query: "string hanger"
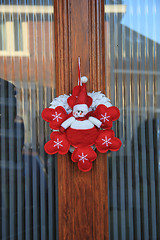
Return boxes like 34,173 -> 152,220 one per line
78,56 -> 82,86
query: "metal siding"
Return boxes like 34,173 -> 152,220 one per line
105,1 -> 159,239
0,2 -> 57,240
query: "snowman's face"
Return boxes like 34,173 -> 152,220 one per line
73,109 -> 86,118
73,105 -> 89,118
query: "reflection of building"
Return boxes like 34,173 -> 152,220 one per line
105,1 -> 160,239
0,78 -> 51,240
0,1 -> 55,148
0,1 -> 55,86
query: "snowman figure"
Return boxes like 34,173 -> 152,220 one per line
59,77 -> 105,148
42,76 -> 121,172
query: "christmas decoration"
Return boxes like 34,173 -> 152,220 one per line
42,57 -> 121,172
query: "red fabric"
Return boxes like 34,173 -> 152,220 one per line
93,105 -> 120,129
66,127 -> 99,147
100,123 -> 107,128
42,96 -> 122,172
41,108 -> 55,122
41,106 -> 67,130
71,116 -> 87,121
59,126 -> 65,133
44,132 -> 70,155
71,146 -> 97,172
67,84 -> 92,108
72,85 -> 81,96
75,84 -> 90,106
95,129 -> 122,153
78,57 -> 81,85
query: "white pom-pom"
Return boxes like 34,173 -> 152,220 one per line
81,76 -> 88,83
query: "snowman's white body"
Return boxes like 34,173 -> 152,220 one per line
71,119 -> 94,129
61,115 -> 102,130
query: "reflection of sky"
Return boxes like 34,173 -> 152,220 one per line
121,0 -> 160,44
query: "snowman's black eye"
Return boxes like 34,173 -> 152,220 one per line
78,110 -> 80,113
81,111 -> 83,113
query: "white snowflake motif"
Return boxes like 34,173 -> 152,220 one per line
53,138 -> 63,149
100,113 -> 110,122
102,136 -> 112,147
78,153 -> 88,163
52,112 -> 62,122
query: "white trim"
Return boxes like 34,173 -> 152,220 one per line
0,5 -> 54,14
0,51 -> 30,56
22,22 -> 29,53
0,21 -> 30,56
105,4 -> 126,13
6,21 -> 15,51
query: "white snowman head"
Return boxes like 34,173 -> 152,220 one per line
73,104 -> 89,118
69,76 -> 92,118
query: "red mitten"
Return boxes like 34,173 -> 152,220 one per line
94,105 -> 120,129
44,132 -> 70,155
95,129 -> 122,153
71,146 -> 97,172
42,106 -> 68,130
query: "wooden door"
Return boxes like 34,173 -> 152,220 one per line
54,0 -> 109,239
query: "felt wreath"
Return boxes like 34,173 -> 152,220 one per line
42,58 -> 121,172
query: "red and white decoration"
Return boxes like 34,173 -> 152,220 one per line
42,57 -> 122,172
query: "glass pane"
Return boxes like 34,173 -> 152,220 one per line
105,1 -> 160,240
0,1 -> 57,240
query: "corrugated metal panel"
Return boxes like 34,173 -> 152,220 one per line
105,1 -> 160,239
0,1 -> 57,240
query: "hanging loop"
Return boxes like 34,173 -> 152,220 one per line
78,56 -> 82,86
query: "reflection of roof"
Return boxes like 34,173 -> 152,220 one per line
2,0 -> 53,5
121,0 -> 160,44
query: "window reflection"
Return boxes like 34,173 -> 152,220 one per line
0,1 -> 56,239
105,0 -> 160,239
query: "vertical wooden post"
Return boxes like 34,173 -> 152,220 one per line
54,0 -> 109,239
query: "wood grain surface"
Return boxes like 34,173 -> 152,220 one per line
54,0 -> 109,239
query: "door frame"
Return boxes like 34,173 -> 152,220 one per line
54,0 -> 109,239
